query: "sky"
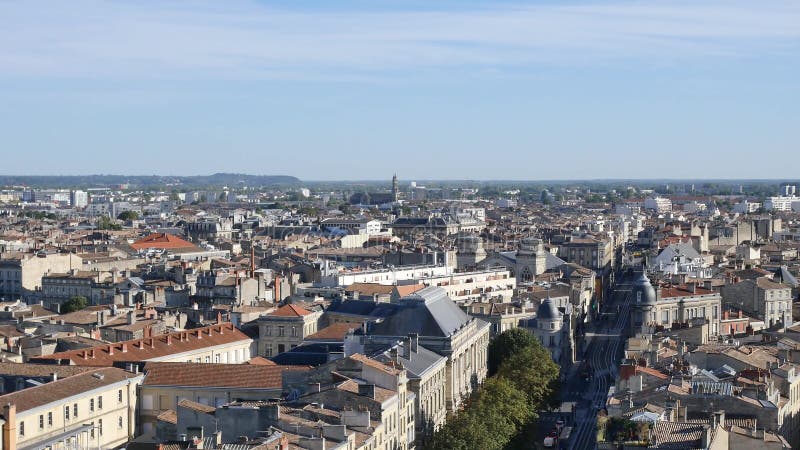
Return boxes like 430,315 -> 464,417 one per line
0,0 -> 798,181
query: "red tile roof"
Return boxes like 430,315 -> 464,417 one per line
395,284 -> 426,298
660,284 -> 716,298
32,323 -> 251,366
143,362 -> 306,389
305,323 -> 356,341
246,356 -> 277,366
0,367 -> 138,414
130,233 -> 196,250
269,304 -> 313,317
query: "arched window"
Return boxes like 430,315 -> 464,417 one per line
520,267 -> 533,283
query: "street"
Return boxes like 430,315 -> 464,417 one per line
566,274 -> 633,450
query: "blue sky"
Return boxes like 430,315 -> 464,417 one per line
1,0 -> 798,180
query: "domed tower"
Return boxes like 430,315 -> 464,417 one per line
535,297 -> 563,362
517,237 -> 547,283
456,233 -> 487,271
630,272 -> 657,335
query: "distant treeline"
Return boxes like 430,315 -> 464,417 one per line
0,173 -> 301,189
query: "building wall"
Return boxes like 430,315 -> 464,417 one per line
11,375 -> 141,450
437,319 -> 490,411
138,385 -> 283,436
652,292 -> 722,338
722,281 -> 793,328
258,311 -> 322,357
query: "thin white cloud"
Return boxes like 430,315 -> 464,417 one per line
0,0 -> 798,79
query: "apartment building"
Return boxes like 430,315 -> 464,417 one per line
32,322 -> 253,366
0,367 -> 142,450
653,284 -> 722,339
0,252 -> 83,300
722,277 -> 794,329
138,362 -> 306,436
257,304 -> 322,357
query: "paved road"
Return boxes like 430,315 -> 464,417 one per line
568,277 -> 633,450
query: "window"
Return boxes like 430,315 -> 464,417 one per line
264,326 -> 271,336
214,354 -> 220,363
73,403 -> 78,418
39,414 -> 44,429
19,421 -> 24,436
278,326 -> 285,336
118,389 -> 123,403
118,416 -> 124,429
291,327 -> 297,337
98,418 -> 103,436
65,405 -> 70,421
47,412 -> 52,426
90,398 -> 95,411
90,422 -> 95,438
98,396 -> 103,410
204,356 -> 210,363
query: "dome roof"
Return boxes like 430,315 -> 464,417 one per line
537,297 -> 560,320
633,272 -> 657,307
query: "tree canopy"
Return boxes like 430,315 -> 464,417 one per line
425,377 -> 531,450
426,329 -> 561,450
497,344 -> 561,411
487,327 -> 537,376
117,210 -> 139,221
61,296 -> 88,313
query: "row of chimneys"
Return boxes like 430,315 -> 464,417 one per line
78,323 -> 233,358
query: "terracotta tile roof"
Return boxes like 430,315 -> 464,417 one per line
660,284 -> 716,298
0,362 -> 93,378
269,304 -> 312,317
157,409 -> 177,424
177,398 -> 216,414
246,356 -> 277,366
0,367 -> 138,414
636,366 -> 670,380
130,233 -> 196,250
348,353 -> 402,376
344,283 -> 395,296
335,378 -> 396,403
32,323 -> 251,366
394,284 -> 426,297
305,323 -> 356,341
143,362 -> 305,389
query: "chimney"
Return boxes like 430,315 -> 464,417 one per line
51,372 -> 58,382
409,333 -> 419,353
3,403 -> 17,450
127,311 -> 134,325
108,344 -> 114,355
121,343 -> 128,353
97,310 -> 105,326
701,425 -> 712,448
713,410 -> 725,428
402,337 -> 411,359
166,335 -> 172,345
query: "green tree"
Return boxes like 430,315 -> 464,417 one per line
96,215 -> 122,230
425,377 -> 531,450
496,344 -> 560,411
61,296 -> 88,313
117,210 -> 139,221
487,328 -> 537,376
